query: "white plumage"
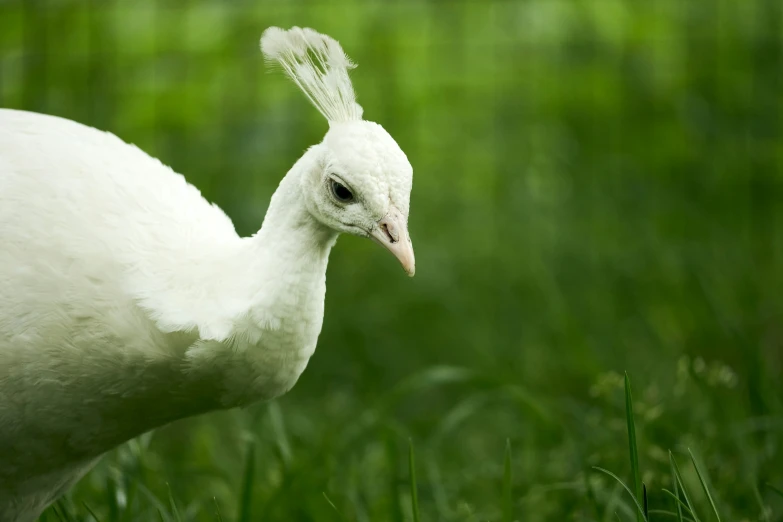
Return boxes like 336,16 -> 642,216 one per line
0,27 -> 414,521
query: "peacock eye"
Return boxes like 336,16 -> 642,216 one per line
330,180 -> 354,203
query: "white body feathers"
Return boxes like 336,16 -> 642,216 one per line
0,26 -> 414,521
0,109 -> 333,519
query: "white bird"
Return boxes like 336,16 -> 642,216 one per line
0,27 -> 414,521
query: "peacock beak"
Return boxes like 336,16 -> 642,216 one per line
369,206 -> 415,277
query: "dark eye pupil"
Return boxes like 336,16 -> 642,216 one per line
332,181 -> 353,202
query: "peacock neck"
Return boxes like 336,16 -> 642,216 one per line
180,150 -> 339,408
248,148 -> 339,320
251,156 -> 338,266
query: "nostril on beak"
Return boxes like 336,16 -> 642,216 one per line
381,223 -> 397,244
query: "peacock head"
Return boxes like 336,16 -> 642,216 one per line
261,26 -> 415,277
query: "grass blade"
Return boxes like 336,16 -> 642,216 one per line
134,482 -> 174,521
584,472 -> 602,521
662,489 -> 696,519
687,448 -> 721,521
238,440 -> 256,522
752,484 -> 770,522
503,438 -> 512,522
83,502 -> 101,522
648,509 -> 697,522
120,481 -> 139,522
593,466 -> 647,521
624,372 -> 644,522
670,454 -> 701,522
106,477 -> 120,522
58,500 -> 77,522
323,492 -> 350,522
268,401 -> 292,466
409,439 -> 421,522
51,503 -> 67,522
166,483 -> 182,522
213,497 -> 224,522
385,435 -> 405,522
669,451 -> 684,522
767,483 -> 783,498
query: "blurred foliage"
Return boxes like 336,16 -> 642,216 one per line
2,0 -> 783,520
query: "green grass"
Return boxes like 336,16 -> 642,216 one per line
502,439 -> 512,522
623,373 -> 645,522
43,367 -> 783,521
236,442 -> 255,522
592,376 -> 728,522
408,440 -> 421,522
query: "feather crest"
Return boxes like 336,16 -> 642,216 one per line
261,26 -> 363,123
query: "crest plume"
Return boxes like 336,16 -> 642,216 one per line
261,26 -> 363,123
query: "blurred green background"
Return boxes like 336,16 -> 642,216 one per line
2,0 -> 782,520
